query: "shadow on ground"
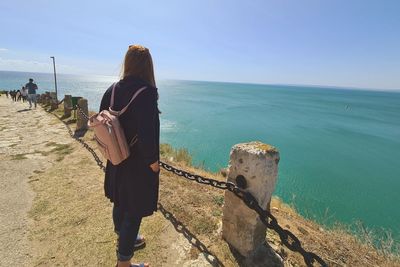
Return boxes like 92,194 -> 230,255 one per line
65,119 -> 77,124
157,203 -> 224,267
17,109 -> 31,113
60,114 -> 71,120
74,129 -> 88,138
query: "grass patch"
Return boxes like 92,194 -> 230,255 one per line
213,195 -> 224,207
160,143 -> 192,166
42,142 -> 74,161
45,142 -> 58,147
11,153 -> 28,160
191,214 -> 218,234
352,220 -> 400,257
30,200 -> 50,219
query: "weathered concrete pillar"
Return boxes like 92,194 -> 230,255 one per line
50,92 -> 58,109
41,94 -> 46,104
49,92 -> 56,100
44,92 -> 51,105
64,95 -> 72,117
222,141 -> 280,257
76,98 -> 88,131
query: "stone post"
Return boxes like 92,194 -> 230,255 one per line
64,95 -> 72,117
76,98 -> 88,131
45,92 -> 51,105
41,94 -> 46,104
50,92 -> 58,110
222,141 -> 280,257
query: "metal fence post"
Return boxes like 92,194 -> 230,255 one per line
222,141 -> 280,258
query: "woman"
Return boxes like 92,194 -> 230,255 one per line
99,45 -> 160,267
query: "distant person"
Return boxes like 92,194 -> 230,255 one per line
99,45 -> 159,267
25,78 -> 38,108
5,91 -> 9,98
21,86 -> 28,102
16,89 -> 21,101
11,90 -> 17,102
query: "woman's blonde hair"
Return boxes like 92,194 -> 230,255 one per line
120,45 -> 156,87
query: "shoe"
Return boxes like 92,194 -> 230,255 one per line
115,235 -> 146,252
115,263 -> 148,267
134,235 -> 145,248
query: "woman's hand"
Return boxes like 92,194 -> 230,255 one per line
149,160 -> 160,173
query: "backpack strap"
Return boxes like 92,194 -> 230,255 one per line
109,83 -> 147,116
109,83 -> 117,109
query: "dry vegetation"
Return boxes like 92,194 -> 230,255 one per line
24,102 -> 400,266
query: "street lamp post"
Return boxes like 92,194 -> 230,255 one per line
50,56 -> 58,101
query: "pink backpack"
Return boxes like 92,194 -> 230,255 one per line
88,84 -> 147,165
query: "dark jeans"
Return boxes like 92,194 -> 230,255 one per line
113,205 -> 142,261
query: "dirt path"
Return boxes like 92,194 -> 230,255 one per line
0,97 -> 73,266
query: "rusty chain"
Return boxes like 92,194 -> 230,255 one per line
65,106 -> 327,266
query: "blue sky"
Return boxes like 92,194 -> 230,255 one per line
0,0 -> 399,90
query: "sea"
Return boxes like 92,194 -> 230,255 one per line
1,70 -> 399,242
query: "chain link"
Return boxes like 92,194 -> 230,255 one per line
51,107 -> 326,267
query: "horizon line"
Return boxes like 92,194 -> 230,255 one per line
1,69 -> 399,93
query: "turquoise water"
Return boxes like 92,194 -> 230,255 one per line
1,71 -> 400,241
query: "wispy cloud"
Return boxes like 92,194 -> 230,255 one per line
0,48 -> 9,52
0,57 -> 85,74
0,57 -> 50,70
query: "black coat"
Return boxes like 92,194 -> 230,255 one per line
99,76 -> 160,217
